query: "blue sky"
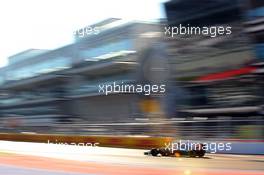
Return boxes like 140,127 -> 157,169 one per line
0,0 -> 168,67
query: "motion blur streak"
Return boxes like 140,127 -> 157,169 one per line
0,141 -> 263,175
0,0 -> 264,174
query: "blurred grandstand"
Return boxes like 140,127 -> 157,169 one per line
0,0 -> 263,140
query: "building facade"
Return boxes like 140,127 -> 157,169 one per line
164,0 -> 264,117
0,19 -> 163,132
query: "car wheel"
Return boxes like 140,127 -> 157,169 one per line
198,151 -> 205,158
150,149 -> 159,156
189,151 -> 196,157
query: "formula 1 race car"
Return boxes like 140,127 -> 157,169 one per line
144,143 -> 206,158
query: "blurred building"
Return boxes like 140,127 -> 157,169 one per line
0,19 -> 163,130
247,0 -> 264,59
65,19 -> 162,122
0,47 -> 75,129
164,0 -> 264,117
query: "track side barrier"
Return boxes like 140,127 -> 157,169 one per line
0,133 -> 173,149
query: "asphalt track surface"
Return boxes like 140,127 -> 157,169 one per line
0,141 -> 263,175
